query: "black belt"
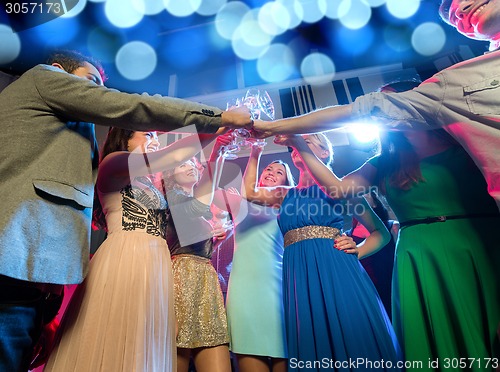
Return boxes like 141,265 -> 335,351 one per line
400,213 -> 499,228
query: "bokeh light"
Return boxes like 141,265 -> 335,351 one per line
299,0 -> 327,24
412,22 -> 446,56
324,0 -> 346,19
300,52 -> 336,85
115,41 -> 157,80
241,10 -> 273,47
0,25 -> 21,65
232,32 -> 270,60
163,0 -> 202,17
131,0 -> 164,15
386,0 -> 420,19
258,2 -> 290,36
232,11 -> 272,60
276,0 -> 303,29
215,1 -> 250,40
257,43 -> 296,83
105,0 -> 144,28
338,0 -> 372,30
364,0 -> 386,6
197,0 -> 227,16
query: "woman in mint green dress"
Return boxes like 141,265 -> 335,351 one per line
219,137 -> 362,372
222,140 -> 294,372
282,82 -> 500,371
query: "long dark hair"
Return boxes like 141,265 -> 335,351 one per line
92,128 -> 135,231
369,189 -> 391,230
376,80 -> 457,192
377,130 -> 423,192
161,157 -> 203,196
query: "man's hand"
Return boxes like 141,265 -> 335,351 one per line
221,106 -> 253,129
252,119 -> 275,138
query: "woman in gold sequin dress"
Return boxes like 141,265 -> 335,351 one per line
162,152 -> 231,372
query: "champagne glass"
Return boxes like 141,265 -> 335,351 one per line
223,91 -> 256,159
223,89 -> 275,157
220,131 -> 240,160
257,90 -> 275,120
244,89 -> 261,121
232,89 -> 260,147
222,98 -> 245,160
253,90 -> 274,146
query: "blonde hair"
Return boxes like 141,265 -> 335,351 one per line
304,133 -> 334,168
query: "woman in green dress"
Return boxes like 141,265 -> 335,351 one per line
276,81 -> 500,371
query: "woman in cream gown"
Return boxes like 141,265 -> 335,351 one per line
45,128 -> 222,371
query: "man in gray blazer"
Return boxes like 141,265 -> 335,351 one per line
0,50 -> 252,372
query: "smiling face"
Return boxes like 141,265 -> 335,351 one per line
258,162 -> 288,187
127,131 -> 160,153
443,0 -> 500,44
172,160 -> 201,188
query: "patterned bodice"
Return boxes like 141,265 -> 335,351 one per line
99,176 -> 167,238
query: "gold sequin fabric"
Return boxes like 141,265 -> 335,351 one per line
172,254 -> 229,349
283,225 -> 341,248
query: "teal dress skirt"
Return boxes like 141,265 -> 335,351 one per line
278,185 -> 402,371
226,202 -> 287,358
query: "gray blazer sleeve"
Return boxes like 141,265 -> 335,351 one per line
31,64 -> 223,133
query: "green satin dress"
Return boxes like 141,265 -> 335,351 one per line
371,146 -> 500,371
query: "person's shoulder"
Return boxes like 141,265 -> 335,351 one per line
27,64 -> 72,80
165,188 -> 192,202
28,64 -> 56,73
2,65 -> 54,89
443,50 -> 499,73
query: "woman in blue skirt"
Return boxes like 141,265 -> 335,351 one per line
244,133 -> 402,371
